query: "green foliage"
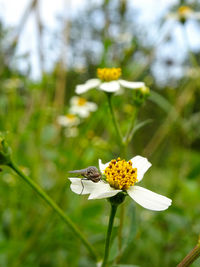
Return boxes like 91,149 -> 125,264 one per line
1,1 -> 200,266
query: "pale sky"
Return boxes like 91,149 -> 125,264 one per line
1,0 -> 200,81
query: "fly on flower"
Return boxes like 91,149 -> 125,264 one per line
69,156 -> 172,211
68,166 -> 102,194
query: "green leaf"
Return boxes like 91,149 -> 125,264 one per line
123,203 -> 137,249
117,204 -> 137,263
149,90 -> 173,113
127,119 -> 153,143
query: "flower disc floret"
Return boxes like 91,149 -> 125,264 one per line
178,6 -> 192,16
104,157 -> 137,190
77,97 -> 87,106
97,68 -> 122,82
66,114 -> 76,120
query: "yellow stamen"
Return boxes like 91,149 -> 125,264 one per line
97,68 -> 122,81
104,157 -> 137,190
65,114 -> 76,120
77,97 -> 87,106
178,6 -> 192,16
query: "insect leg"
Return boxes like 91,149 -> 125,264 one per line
79,178 -> 88,195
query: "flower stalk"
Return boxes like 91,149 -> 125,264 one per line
0,135 -> 98,260
7,161 -> 98,261
102,203 -> 118,267
107,93 -> 123,144
101,193 -> 126,267
105,87 -> 151,261
177,237 -> 200,267
123,106 -> 139,145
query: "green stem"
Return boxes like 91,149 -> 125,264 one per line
117,105 -> 139,261
102,203 -> 118,267
124,106 -> 139,145
107,93 -> 123,145
177,239 -> 200,267
8,161 -> 98,261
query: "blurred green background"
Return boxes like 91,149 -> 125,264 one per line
1,0 -> 200,266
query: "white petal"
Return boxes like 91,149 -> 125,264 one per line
127,186 -> 172,211
88,183 -> 121,200
69,178 -> 101,195
86,79 -> 101,87
119,79 -> 145,89
75,84 -> 91,94
98,159 -> 110,174
75,79 -> 101,94
193,13 -> 200,20
86,102 -> 98,112
69,106 -> 90,118
57,116 -> 69,126
57,115 -> 80,127
166,13 -> 178,20
99,81 -> 120,92
70,96 -> 79,106
130,156 -> 152,182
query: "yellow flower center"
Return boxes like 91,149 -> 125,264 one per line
104,157 -> 137,190
178,6 -> 192,16
97,68 -> 122,82
77,97 -> 87,106
65,114 -> 76,121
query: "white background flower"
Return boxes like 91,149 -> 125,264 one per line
167,6 -> 200,21
57,114 -> 80,127
75,73 -> 145,95
69,156 -> 172,211
76,79 -> 145,94
64,127 -> 79,138
69,96 -> 97,118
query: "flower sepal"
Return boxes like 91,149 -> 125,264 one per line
108,191 -> 126,206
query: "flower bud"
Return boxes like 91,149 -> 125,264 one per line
0,135 -> 12,165
133,86 -> 150,106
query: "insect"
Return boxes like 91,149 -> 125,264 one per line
68,166 -> 102,195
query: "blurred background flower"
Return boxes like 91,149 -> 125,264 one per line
57,114 -> 80,127
75,67 -> 145,94
69,96 -> 97,118
167,5 -> 200,23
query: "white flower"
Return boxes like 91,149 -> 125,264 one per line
75,68 -> 145,94
69,96 -> 97,118
64,127 -> 79,138
167,6 -> 200,21
57,114 -> 80,127
69,156 -> 172,211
